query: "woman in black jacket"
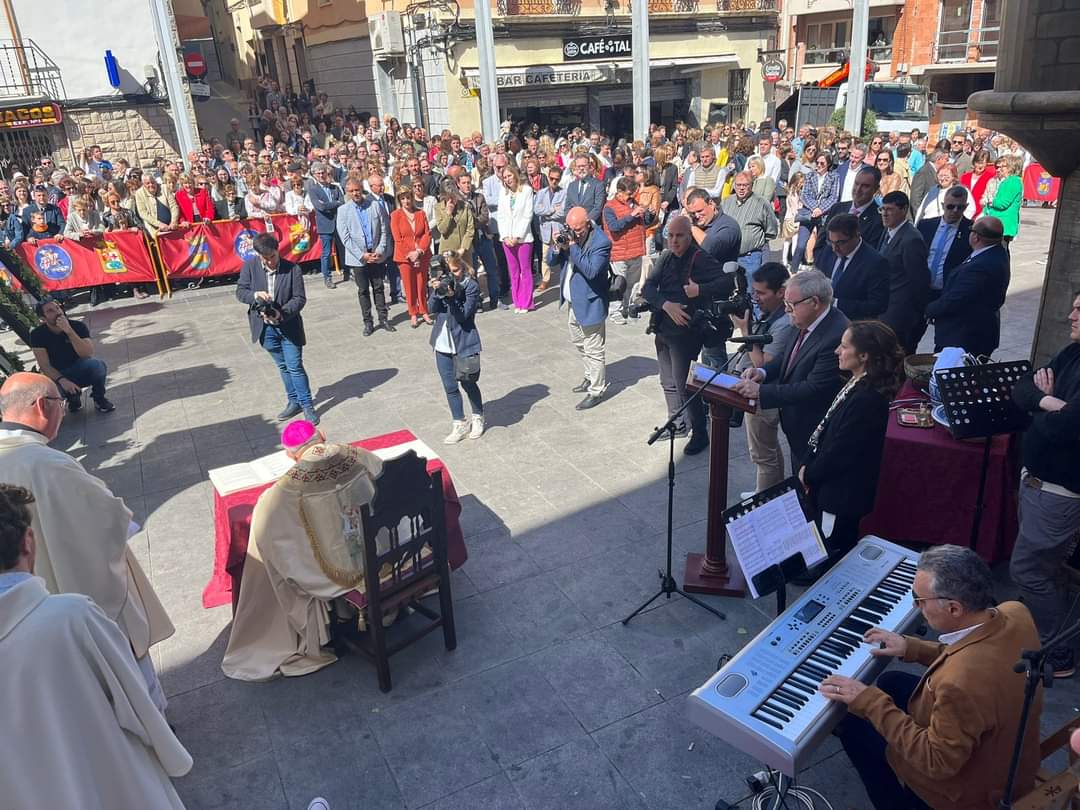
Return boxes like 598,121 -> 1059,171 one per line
800,320 -> 904,563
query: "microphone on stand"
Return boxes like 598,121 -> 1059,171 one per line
730,334 -> 773,346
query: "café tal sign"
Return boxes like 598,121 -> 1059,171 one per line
0,101 -> 62,129
563,35 -> 632,62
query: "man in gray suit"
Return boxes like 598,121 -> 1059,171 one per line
563,156 -> 605,224
336,177 -> 395,336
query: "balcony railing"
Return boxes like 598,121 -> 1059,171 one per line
716,0 -> 777,11
804,45 -> 894,65
630,0 -> 700,12
496,0 -> 581,14
934,26 -> 1000,62
0,40 -> 65,101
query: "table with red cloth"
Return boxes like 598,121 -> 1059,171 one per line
859,382 -> 1020,564
202,429 -> 467,610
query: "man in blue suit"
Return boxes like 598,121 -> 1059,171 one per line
336,177 -> 395,336
563,156 -> 606,224
549,206 -> 612,410
819,213 -> 889,320
307,162 -> 344,289
925,216 -> 1010,357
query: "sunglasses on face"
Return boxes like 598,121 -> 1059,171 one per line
944,203 -> 964,211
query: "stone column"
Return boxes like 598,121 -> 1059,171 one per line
968,0 -> 1080,365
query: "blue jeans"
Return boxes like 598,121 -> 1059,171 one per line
60,357 -> 108,403
384,261 -> 402,302
474,235 -> 501,305
318,232 -> 336,281
260,327 -> 313,409
435,351 -> 482,421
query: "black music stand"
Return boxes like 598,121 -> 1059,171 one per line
723,478 -> 816,617
933,360 -> 1031,550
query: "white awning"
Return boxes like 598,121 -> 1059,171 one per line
462,54 -> 740,90
911,61 -> 997,77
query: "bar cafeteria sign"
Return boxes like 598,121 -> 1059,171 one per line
563,35 -> 632,62
0,101 -> 62,130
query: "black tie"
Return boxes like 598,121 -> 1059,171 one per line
833,255 -> 848,287
880,231 -> 891,250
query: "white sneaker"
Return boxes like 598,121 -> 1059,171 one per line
307,799 -> 330,810
469,414 -> 485,439
443,419 -> 469,444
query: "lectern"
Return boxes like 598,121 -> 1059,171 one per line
684,368 -> 756,596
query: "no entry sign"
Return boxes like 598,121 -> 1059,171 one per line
184,52 -> 207,78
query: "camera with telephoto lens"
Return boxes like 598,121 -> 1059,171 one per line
253,298 -> 282,320
685,264 -> 752,346
429,252 -> 455,296
554,231 -> 571,249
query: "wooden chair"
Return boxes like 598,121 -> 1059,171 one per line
339,449 -> 456,692
1013,714 -> 1080,809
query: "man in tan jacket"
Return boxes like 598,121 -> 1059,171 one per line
820,544 -> 1041,809
132,174 -> 179,237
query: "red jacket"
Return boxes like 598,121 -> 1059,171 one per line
602,197 -> 645,262
175,188 -> 214,223
390,207 -> 432,264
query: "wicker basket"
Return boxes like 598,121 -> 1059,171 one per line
905,353 -> 938,395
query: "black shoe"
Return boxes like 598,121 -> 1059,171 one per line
1049,647 -> 1076,679
380,321 -> 397,333
571,379 -> 590,393
729,411 -> 745,428
66,397 -> 83,413
93,397 -> 115,414
684,431 -> 709,456
277,402 -> 303,421
575,394 -> 603,410
303,407 -> 320,426
324,278 -> 336,289
362,324 -> 374,337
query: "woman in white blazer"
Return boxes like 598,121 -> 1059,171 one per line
495,164 -> 535,313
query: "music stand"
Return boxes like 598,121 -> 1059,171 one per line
723,479 -> 823,617
933,360 -> 1031,550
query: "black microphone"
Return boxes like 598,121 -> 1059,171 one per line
729,334 -> 773,346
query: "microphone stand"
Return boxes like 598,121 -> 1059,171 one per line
623,348 -> 750,626
998,615 -> 1080,808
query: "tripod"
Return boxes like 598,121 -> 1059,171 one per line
623,358 -> 743,626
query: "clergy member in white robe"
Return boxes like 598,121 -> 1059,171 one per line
0,372 -> 174,709
223,420 -> 384,681
0,483 -> 192,810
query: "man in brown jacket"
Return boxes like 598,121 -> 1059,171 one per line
819,544 -> 1041,809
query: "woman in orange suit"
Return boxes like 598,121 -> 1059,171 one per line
390,188 -> 433,327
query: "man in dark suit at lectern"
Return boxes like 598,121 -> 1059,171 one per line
735,269 -> 848,470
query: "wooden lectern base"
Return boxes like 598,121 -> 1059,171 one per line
683,552 -> 746,597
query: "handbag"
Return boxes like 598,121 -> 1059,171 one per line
453,352 -> 481,383
607,265 -> 627,303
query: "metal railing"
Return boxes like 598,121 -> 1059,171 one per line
0,40 -> 64,100
632,0 -> 700,12
716,0 -> 777,11
934,26 -> 1000,62
496,0 -> 582,14
803,45 -> 893,65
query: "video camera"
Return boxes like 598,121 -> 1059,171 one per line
429,252 -> 455,296
253,297 -> 282,321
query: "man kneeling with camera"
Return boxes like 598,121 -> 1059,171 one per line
641,215 -> 733,455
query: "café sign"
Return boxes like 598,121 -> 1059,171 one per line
468,65 -> 611,90
0,101 -> 62,130
562,35 -> 632,62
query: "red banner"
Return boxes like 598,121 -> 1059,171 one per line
1023,163 -> 1061,203
155,214 -> 321,280
11,230 -> 157,292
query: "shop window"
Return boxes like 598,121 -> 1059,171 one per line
0,128 -> 56,179
936,0 -> 974,62
727,68 -> 749,124
868,16 -> 897,62
805,21 -> 849,65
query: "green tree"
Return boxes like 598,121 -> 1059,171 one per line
829,107 -> 878,138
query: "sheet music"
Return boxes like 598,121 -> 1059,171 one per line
727,489 -> 827,598
690,362 -> 741,390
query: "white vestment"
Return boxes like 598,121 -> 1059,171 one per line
0,426 -> 175,701
222,442 -> 383,681
0,576 -> 192,809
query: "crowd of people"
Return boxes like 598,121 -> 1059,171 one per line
2,77 -> 1078,810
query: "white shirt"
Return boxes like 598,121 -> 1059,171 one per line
761,152 -> 781,182
840,161 -> 862,202
938,622 -> 984,645
833,239 -> 863,284
968,244 -> 995,261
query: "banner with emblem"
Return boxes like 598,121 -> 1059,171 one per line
1022,163 -> 1061,203
14,230 -> 158,292
155,214 -> 321,280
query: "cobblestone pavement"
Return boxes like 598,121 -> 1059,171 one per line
33,205 -> 1080,809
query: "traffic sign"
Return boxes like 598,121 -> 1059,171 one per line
184,52 -> 207,79
762,58 -> 785,83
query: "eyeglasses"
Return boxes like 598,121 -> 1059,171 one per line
40,395 -> 68,411
943,203 -> 964,211
784,295 -> 814,312
912,592 -> 954,606
827,236 -> 853,247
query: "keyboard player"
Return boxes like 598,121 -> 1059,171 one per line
819,545 -> 1042,810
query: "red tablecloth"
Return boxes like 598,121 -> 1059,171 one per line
860,382 -> 1019,563
202,429 -> 467,609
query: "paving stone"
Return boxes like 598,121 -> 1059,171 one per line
506,737 -> 647,809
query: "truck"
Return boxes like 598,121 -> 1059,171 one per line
777,61 -> 935,136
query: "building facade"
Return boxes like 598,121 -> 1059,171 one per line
299,0 -> 779,136
779,0 -> 1000,135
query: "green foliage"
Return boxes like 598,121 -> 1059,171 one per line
0,243 -> 46,344
829,107 -> 879,138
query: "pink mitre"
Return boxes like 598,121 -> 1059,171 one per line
281,419 -> 317,449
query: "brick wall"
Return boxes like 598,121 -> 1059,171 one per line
61,102 -> 181,169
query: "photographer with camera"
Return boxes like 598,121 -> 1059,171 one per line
683,187 -> 742,369
237,232 -> 318,425
729,262 -> 796,492
549,206 -> 612,411
428,250 -> 485,444
641,215 -> 730,455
